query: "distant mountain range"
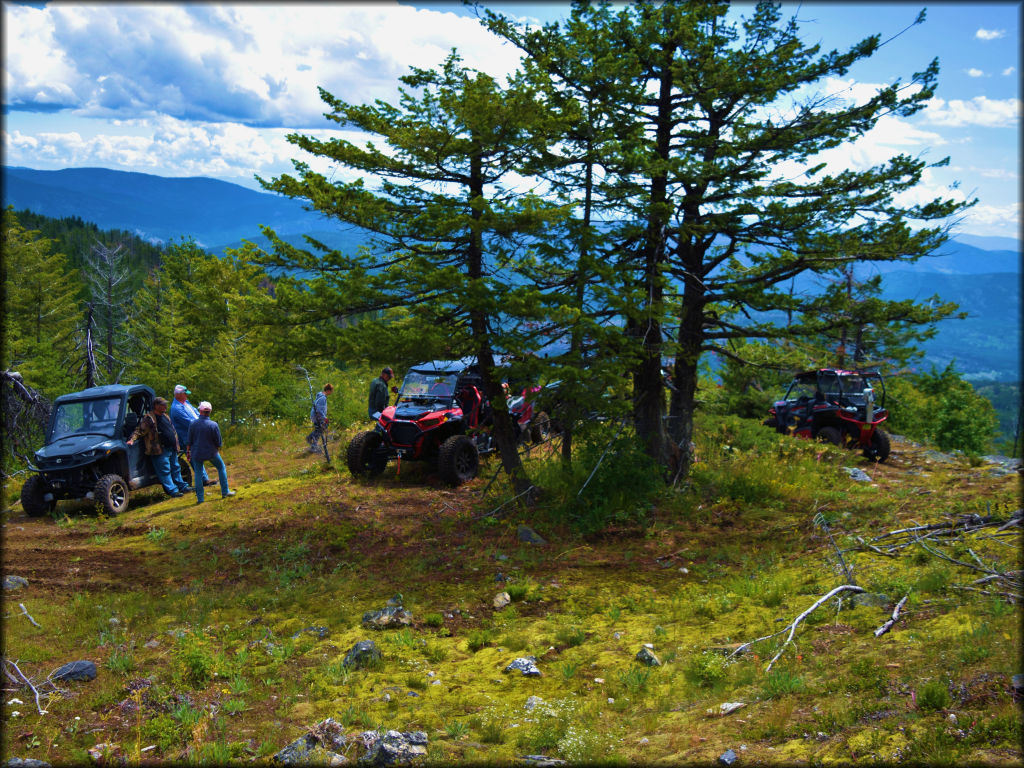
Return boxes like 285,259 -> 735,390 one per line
3,165 -> 1020,381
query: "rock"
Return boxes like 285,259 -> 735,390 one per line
843,467 -> 872,482
386,594 -> 403,608
517,525 -> 547,545
3,575 -> 29,591
51,660 -> 97,682
718,748 -> 737,765
343,641 -> 382,670
706,702 -> 746,716
292,626 -> 330,640
524,695 -> 545,712
504,657 -> 542,677
493,592 -> 511,609
5,758 -> 52,768
520,756 -> 567,766
274,718 -> 348,765
358,729 -> 427,766
143,639 -> 160,649
495,572 -> 506,583
362,606 -> 412,630
1011,674 -> 1024,702
635,647 -> 661,666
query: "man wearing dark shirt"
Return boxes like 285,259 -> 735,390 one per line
187,401 -> 236,504
127,397 -> 191,497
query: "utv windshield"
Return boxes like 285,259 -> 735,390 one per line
399,371 -> 459,402
50,397 -> 121,442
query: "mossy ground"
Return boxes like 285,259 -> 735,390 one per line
2,414 -> 1020,765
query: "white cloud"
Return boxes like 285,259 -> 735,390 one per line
960,202 -> 1021,239
3,2 -> 524,128
1002,67 -> 1016,77
922,96 -> 1021,128
975,28 -> 1005,41
965,68 -> 986,78
2,118 -> 372,185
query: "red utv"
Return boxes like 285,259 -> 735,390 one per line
765,368 -> 891,461
346,359 -> 496,485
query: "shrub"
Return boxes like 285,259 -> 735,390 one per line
917,679 -> 951,711
684,651 -> 729,687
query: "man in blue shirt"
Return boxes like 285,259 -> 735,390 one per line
187,401 -> 236,504
170,384 -> 214,486
307,383 -> 333,452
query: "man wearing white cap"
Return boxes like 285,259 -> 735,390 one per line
171,384 -> 214,487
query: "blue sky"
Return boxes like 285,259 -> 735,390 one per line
2,1 -> 1019,239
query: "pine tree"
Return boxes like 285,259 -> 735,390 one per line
2,208 -> 80,396
252,52 -> 566,498
485,1 -> 971,479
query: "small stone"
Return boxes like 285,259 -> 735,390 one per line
718,748 -> 737,765
495,553 -> 509,561
639,737 -> 649,745
594,678 -> 604,684
493,592 -> 511,609
679,567 -> 689,574
3,575 -> 29,591
607,697 -> 614,704
706,702 -> 746,717
108,617 -> 119,626
431,679 -> 441,686
143,640 -> 160,649
612,632 -> 622,640
51,660 -> 97,682
87,744 -> 121,764
947,713 -> 957,723
843,466 -> 873,482
643,643 -> 654,649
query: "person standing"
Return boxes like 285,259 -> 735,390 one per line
368,367 -> 394,421
307,383 -> 333,451
187,401 -> 236,504
127,397 -> 191,498
170,384 -> 214,486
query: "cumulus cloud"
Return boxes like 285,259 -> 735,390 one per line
975,28 -> 1005,41
3,2 -> 524,128
966,68 -> 986,78
961,202 -> 1021,238
2,118 -> 369,185
1002,67 -> 1016,76
922,96 -> 1021,128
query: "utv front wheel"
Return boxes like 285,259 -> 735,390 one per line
347,431 -> 385,477
21,475 -> 54,517
815,426 -> 843,446
438,435 -> 479,485
866,429 -> 891,462
95,474 -> 129,515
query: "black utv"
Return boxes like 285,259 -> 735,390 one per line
21,384 -> 190,516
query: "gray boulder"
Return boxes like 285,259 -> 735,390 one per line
843,467 -> 872,483
635,647 -> 661,666
358,730 -> 427,766
718,748 -> 737,765
362,606 -> 412,630
520,757 -> 567,766
504,657 -> 542,677
5,759 -> 53,768
3,575 -> 29,591
51,660 -> 97,682
343,641 -> 382,670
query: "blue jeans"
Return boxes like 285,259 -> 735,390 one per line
191,453 -> 229,502
152,448 -> 189,494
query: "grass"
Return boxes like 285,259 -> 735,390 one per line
2,412 -> 1020,765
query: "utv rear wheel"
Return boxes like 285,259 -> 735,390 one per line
530,412 -> 551,443
815,426 -> 843,446
21,475 -> 54,518
178,455 -> 193,487
867,429 -> 891,462
347,431 -> 385,477
438,435 -> 479,485
95,474 -> 129,516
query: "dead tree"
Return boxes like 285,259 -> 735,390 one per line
0,371 -> 51,478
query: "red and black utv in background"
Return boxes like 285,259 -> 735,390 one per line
765,368 -> 891,461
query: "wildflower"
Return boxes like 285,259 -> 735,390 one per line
11,711 -> 20,717
7,698 -> 23,706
